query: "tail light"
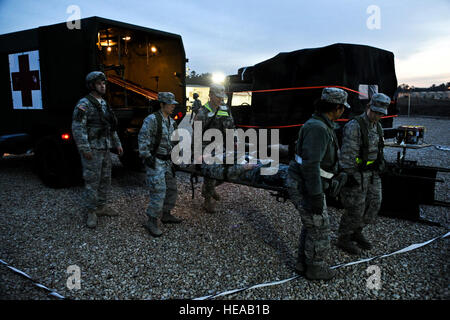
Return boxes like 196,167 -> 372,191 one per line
174,112 -> 183,121
61,133 -> 71,140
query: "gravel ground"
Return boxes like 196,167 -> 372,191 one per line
0,116 -> 448,300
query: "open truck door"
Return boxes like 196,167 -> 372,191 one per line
0,17 -> 186,187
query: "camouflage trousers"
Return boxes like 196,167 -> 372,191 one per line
80,149 -> 112,211
339,171 -> 382,236
202,177 -> 224,199
146,160 -> 178,219
286,174 -> 331,267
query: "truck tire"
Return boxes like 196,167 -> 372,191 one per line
34,137 -> 82,188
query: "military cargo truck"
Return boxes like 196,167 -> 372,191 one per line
226,43 -> 398,156
0,16 -> 187,187
225,44 -> 450,223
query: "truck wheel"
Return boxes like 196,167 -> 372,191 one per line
34,137 -> 79,188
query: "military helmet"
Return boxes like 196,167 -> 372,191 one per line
193,92 -> 199,99
86,71 -> 107,90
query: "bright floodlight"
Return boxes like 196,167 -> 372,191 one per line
212,72 -> 226,84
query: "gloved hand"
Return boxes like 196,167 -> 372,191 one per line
309,194 -> 324,215
328,172 -> 348,198
144,155 -> 156,169
377,159 -> 386,174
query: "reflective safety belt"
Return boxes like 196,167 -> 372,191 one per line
217,110 -> 230,116
295,155 -> 334,179
356,158 -> 375,166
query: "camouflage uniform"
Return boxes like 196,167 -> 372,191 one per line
287,87 -> 350,279
338,93 -> 390,242
190,97 -> 202,121
194,84 -> 234,204
138,94 -> 179,221
72,94 -> 122,212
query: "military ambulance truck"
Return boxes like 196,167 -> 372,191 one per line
0,17 -> 187,187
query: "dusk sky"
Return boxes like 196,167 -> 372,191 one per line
1,0 -> 449,87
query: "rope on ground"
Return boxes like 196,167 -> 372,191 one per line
194,231 -> 450,300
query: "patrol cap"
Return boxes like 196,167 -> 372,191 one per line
209,84 -> 227,99
321,87 -> 351,109
369,93 -> 390,115
158,92 -> 179,105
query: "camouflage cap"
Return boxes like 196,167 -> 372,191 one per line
369,93 -> 390,115
158,92 -> 178,105
321,87 -> 351,108
209,83 -> 227,99
86,71 -> 107,89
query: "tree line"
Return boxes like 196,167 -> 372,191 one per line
186,69 -> 449,94
397,82 -> 450,92
186,71 -> 213,86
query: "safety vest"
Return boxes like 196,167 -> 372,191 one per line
354,114 -> 384,170
204,102 -> 230,117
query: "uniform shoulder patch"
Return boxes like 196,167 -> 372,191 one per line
77,104 -> 87,112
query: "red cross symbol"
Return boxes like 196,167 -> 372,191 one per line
11,54 -> 40,107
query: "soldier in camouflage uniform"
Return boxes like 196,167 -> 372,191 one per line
72,71 -> 123,229
194,84 -> 235,213
286,87 -> 350,280
337,93 -> 390,254
190,92 -> 202,123
138,92 -> 182,237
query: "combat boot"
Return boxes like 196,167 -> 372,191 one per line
86,211 -> 98,229
337,235 -> 362,255
211,190 -> 221,201
161,210 -> 182,224
97,205 -> 119,217
352,228 -> 372,250
305,264 -> 336,281
202,184 -> 221,201
201,184 -> 207,197
144,217 -> 162,237
203,198 -> 216,213
294,255 -> 306,275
